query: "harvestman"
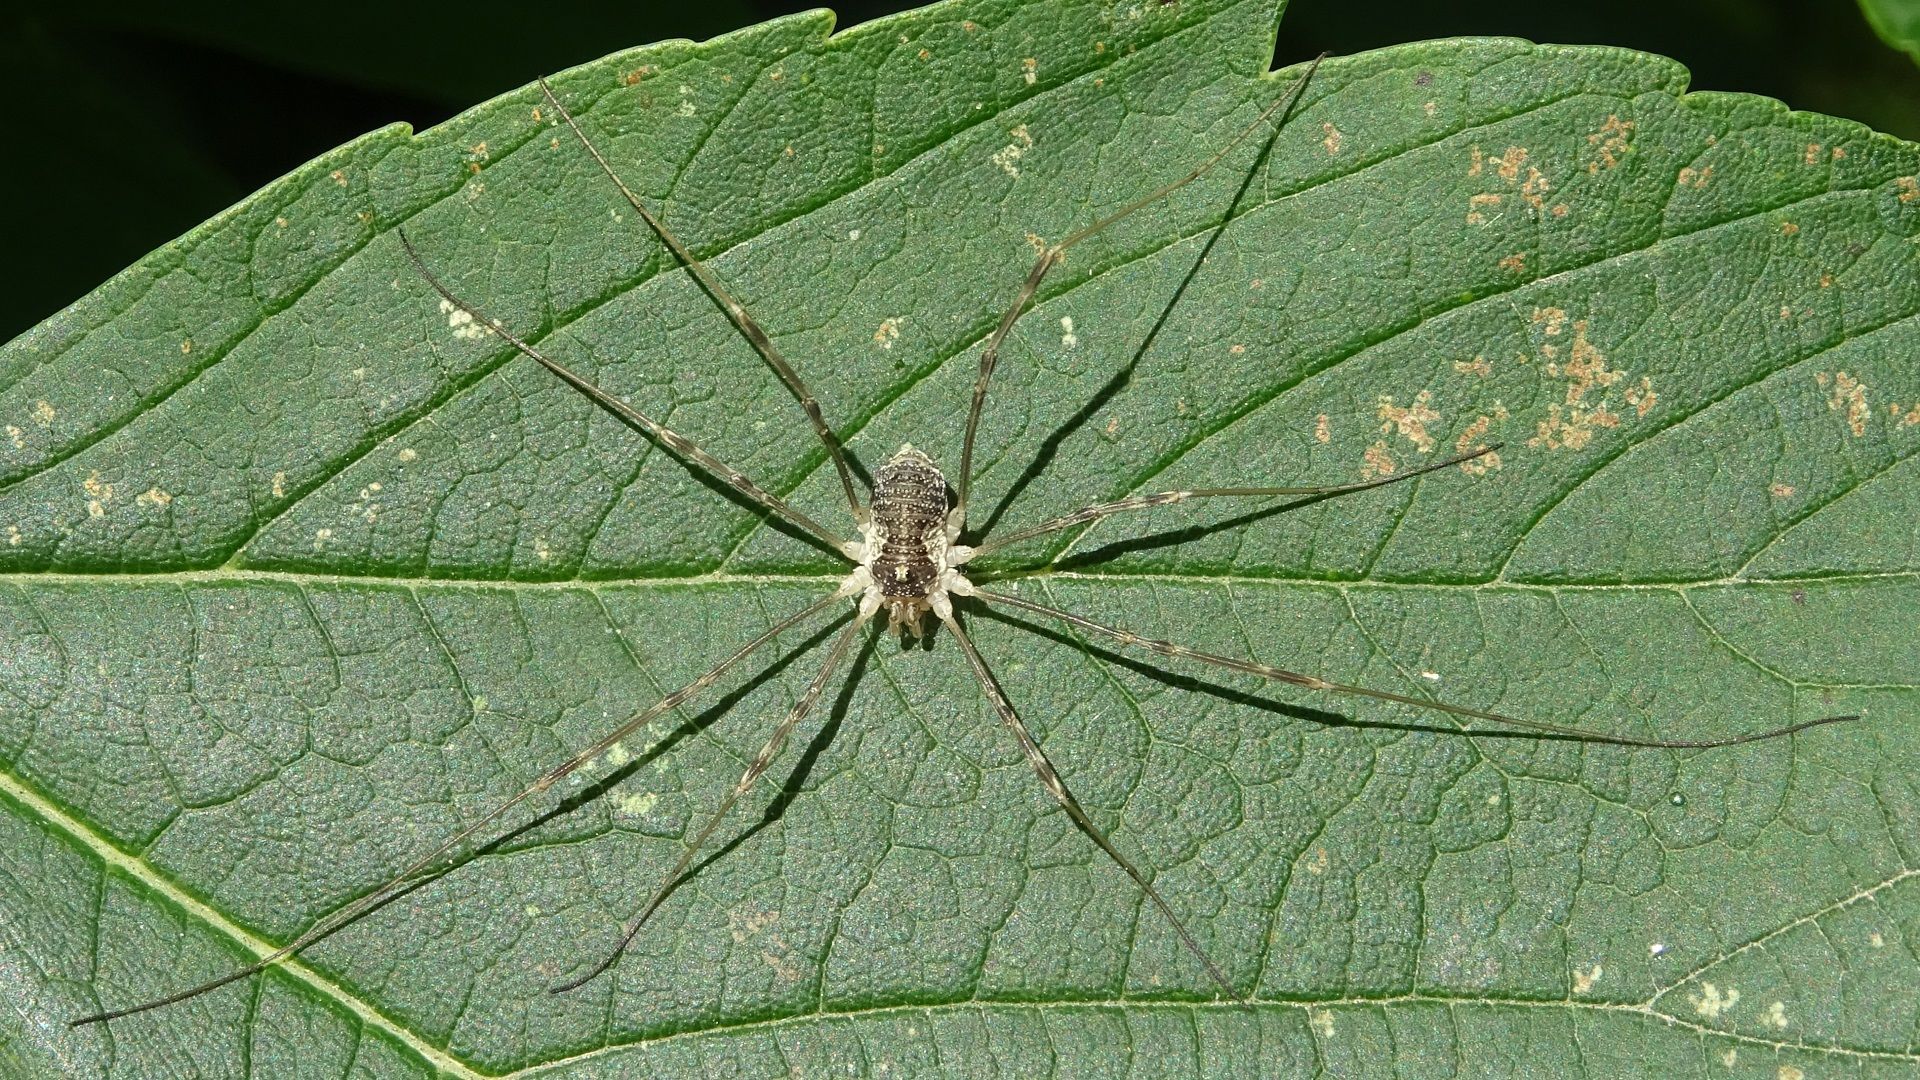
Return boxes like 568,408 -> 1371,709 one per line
76,55 -> 1858,1026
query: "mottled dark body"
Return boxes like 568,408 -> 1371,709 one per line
870,447 -> 948,598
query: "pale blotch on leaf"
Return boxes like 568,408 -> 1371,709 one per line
604,741 -> 629,769
1649,941 -> 1667,957
1762,1000 -> 1788,1029
31,400 -> 55,424
1720,1048 -> 1738,1068
397,447 -> 419,462
1453,355 -> 1491,378
440,299 -> 494,341
1770,483 -> 1795,498
1308,1008 -> 1336,1038
1897,176 -> 1919,204
1870,931 -> 1886,947
729,908 -> 779,944
1060,316 -> 1078,349
616,790 -> 658,818
1571,963 -> 1602,994
5,425 -> 22,449
181,338 -> 193,355
1677,165 -> 1714,190
533,537 -> 552,561
272,471 -> 287,498
874,316 -> 904,350
82,470 -> 114,519
1021,57 -> 1038,85
1376,390 -> 1440,453
1313,413 -> 1331,444
135,487 -> 172,510
1690,982 -> 1740,1019
1321,122 -> 1342,156
992,123 -> 1034,177
1779,1067 -> 1805,1080
1304,846 -> 1330,876
312,528 -> 333,551
1816,371 -> 1870,437
349,488 -> 379,526
1498,253 -> 1527,272
6,525 -> 20,547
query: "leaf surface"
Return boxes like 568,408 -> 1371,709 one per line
2,0 -> 1918,1075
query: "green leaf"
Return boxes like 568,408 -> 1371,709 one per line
1862,0 -> 1920,66
4,0 -> 1918,1075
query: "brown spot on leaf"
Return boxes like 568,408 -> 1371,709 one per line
1549,320 -> 1623,406
1377,390 -> 1440,453
1819,370 -> 1869,436
1585,115 -> 1634,173
1625,376 -> 1657,417
1360,441 -> 1396,479
1454,413 -> 1504,475
1527,403 -> 1619,451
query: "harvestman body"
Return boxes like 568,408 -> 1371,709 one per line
75,54 -> 1858,1026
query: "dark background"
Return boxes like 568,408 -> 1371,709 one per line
6,0 -> 1916,344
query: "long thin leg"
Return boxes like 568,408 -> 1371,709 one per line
70,593 -> 841,1027
939,612 -> 1238,997
970,445 -> 1497,560
399,231 -> 857,558
975,591 -> 1858,749
538,79 -> 869,526
955,54 -> 1329,526
551,610 -> 869,994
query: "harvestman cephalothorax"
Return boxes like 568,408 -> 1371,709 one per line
74,52 -> 1860,1027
